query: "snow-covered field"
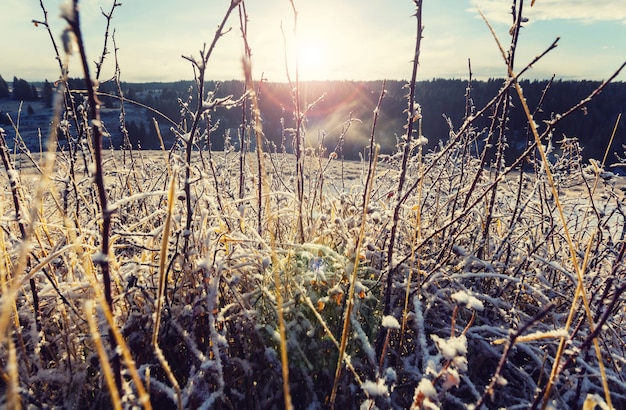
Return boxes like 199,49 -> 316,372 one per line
0,98 -> 146,150
2,137 -> 626,408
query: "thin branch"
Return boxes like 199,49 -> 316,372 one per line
94,1 -> 122,80
381,0 -> 423,357
475,303 -> 556,409
64,0 -> 120,391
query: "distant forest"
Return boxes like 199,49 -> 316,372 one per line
2,75 -> 625,165
118,78 -> 626,165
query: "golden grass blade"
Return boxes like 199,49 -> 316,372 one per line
6,337 -> 20,410
95,279 -> 153,410
85,300 -> 122,410
0,241 -> 89,340
514,69 -> 613,410
329,145 -> 379,408
401,151 -> 425,347
270,260 -> 293,410
152,167 -> 176,346
242,54 -> 293,409
478,10 -> 614,408
493,329 -> 568,345
80,244 -> 152,409
601,113 -> 621,167
151,167 -> 182,410
154,345 -> 182,410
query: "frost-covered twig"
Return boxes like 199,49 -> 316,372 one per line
237,1 -> 251,202
546,61 -> 626,130
152,169 -> 182,410
382,0 -> 423,359
474,302 -> 555,409
94,1 -> 122,80
330,145 -> 380,408
283,0 -> 306,243
180,0 -> 242,247
63,0 -> 119,391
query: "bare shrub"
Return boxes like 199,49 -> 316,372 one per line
1,0 -> 625,409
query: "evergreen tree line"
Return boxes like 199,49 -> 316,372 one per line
2,75 -> 625,164
0,74 -> 54,107
126,79 -> 626,163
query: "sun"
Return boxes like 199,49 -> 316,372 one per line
296,38 -> 333,80
284,4 -> 350,80
298,41 -> 323,69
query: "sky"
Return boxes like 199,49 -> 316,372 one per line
1,0 -> 625,83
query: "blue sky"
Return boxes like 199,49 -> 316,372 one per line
2,0 -> 625,83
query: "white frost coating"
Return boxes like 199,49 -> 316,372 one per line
91,251 -> 108,264
361,378 -> 388,397
583,393 -> 611,410
351,315 -> 377,366
371,211 -> 382,224
413,295 -> 431,371
442,368 -> 460,390
359,400 -> 376,410
61,27 -> 76,55
416,378 -> 437,398
452,355 -> 468,372
384,367 -> 397,384
354,280 -> 367,295
431,334 -> 467,361
6,169 -> 19,182
202,95 -> 238,112
180,132 -> 191,143
271,328 -> 281,343
110,190 -> 167,210
416,135 -> 428,146
60,1 -> 76,23
382,315 -> 400,330
450,290 -> 484,311
516,328 -> 569,343
424,359 -> 438,377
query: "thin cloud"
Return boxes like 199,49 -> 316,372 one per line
3,1 -> 623,82
472,0 -> 626,25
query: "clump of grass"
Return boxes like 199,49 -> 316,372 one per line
1,0 -> 626,409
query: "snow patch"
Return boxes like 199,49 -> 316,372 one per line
451,290 -> 484,311
382,315 -> 401,330
361,378 -> 388,397
416,378 -> 437,398
431,334 -> 467,361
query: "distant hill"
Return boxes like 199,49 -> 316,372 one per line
1,78 -> 625,165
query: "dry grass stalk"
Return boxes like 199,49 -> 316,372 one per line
3,0 -> 626,408
85,300 -> 122,410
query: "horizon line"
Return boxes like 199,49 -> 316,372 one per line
3,75 -> 623,85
